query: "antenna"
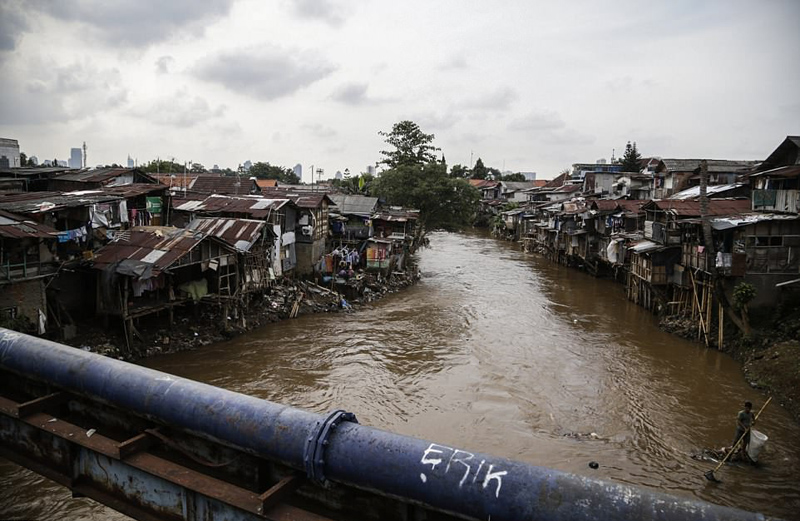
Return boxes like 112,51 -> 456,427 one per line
82,141 -> 87,168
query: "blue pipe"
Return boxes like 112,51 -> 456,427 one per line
0,329 -> 771,521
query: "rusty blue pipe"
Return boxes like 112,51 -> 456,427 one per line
0,329 -> 772,521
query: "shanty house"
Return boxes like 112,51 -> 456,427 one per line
171,194 -> 298,277
748,137 -> 800,215
328,194 -> 378,243
0,210 -> 58,334
92,228 -> 239,350
187,217 -> 276,293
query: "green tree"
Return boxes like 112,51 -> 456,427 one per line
501,172 -> 527,182
450,163 -> 469,178
250,162 -> 301,184
471,157 -> 488,179
141,159 -> 186,174
620,141 -> 642,172
19,152 -> 28,167
378,120 -> 440,168
372,162 -> 479,232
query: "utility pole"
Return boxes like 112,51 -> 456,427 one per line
82,141 -> 87,168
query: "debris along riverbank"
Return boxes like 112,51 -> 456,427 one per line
65,267 -> 420,361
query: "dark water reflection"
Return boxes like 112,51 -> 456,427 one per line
2,230 -> 799,519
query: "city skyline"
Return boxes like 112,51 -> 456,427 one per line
0,1 -> 798,179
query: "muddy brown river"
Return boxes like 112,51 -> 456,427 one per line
2,230 -> 799,519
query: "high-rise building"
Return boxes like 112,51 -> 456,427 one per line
334,170 -> 343,180
293,163 -> 302,181
29,156 -> 38,166
68,148 -> 82,169
0,138 -> 21,168
127,155 -> 134,168
243,160 -> 252,171
366,165 -> 376,176
520,171 -> 537,181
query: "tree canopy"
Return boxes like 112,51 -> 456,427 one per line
372,120 -> 479,232
371,162 -> 479,232
378,120 -> 440,168
620,141 -> 642,172
249,162 -> 301,184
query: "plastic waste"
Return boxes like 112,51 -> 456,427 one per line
747,429 -> 768,462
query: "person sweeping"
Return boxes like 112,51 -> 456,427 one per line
733,401 -> 756,456
705,397 -> 771,482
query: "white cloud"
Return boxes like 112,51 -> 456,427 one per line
193,46 -> 336,101
288,0 -> 348,26
27,0 -> 235,48
131,90 -> 226,127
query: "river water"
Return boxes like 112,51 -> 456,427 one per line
2,230 -> 799,519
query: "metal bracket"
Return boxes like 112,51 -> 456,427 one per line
303,409 -> 357,485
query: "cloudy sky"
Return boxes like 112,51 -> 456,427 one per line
0,0 -> 798,180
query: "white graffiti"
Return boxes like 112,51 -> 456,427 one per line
419,443 -> 508,498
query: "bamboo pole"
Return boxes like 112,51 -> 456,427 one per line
690,271 -> 709,346
718,303 -> 724,350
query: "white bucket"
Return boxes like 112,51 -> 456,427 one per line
747,429 -> 768,462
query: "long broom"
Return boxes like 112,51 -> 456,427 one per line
704,396 -> 771,482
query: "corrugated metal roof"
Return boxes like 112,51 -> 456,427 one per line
372,207 -> 420,222
468,179 -> 499,188
54,168 -> 135,183
260,188 -> 334,208
502,181 -> 538,191
92,227 -> 234,276
710,213 -> 799,231
0,210 -> 58,239
748,165 -> 800,178
0,190 -> 122,214
648,199 -> 750,217
186,217 -> 272,252
189,176 -> 258,195
173,194 -> 293,218
328,194 -> 379,216
661,159 -> 757,173
669,183 -> 744,200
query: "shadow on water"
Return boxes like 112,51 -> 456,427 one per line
2,229 -> 799,519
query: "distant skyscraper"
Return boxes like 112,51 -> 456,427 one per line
334,170 -> 343,180
29,156 -> 38,166
68,148 -> 82,169
127,155 -> 134,168
0,138 -> 21,168
520,171 -> 537,181
293,163 -> 302,181
366,165 -> 376,176
243,160 -> 252,171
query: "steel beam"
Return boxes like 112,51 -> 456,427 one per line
0,328 -> 777,521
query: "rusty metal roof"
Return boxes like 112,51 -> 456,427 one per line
173,194 -> 294,219
189,176 -> 258,195
92,227 -> 235,276
255,179 -> 278,189
591,200 -> 619,211
0,210 -> 58,239
54,168 -> 137,183
150,173 -> 198,188
186,217 -> 273,252
646,199 -> 750,217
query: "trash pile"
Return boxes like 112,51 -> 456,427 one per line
66,267 -> 421,360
